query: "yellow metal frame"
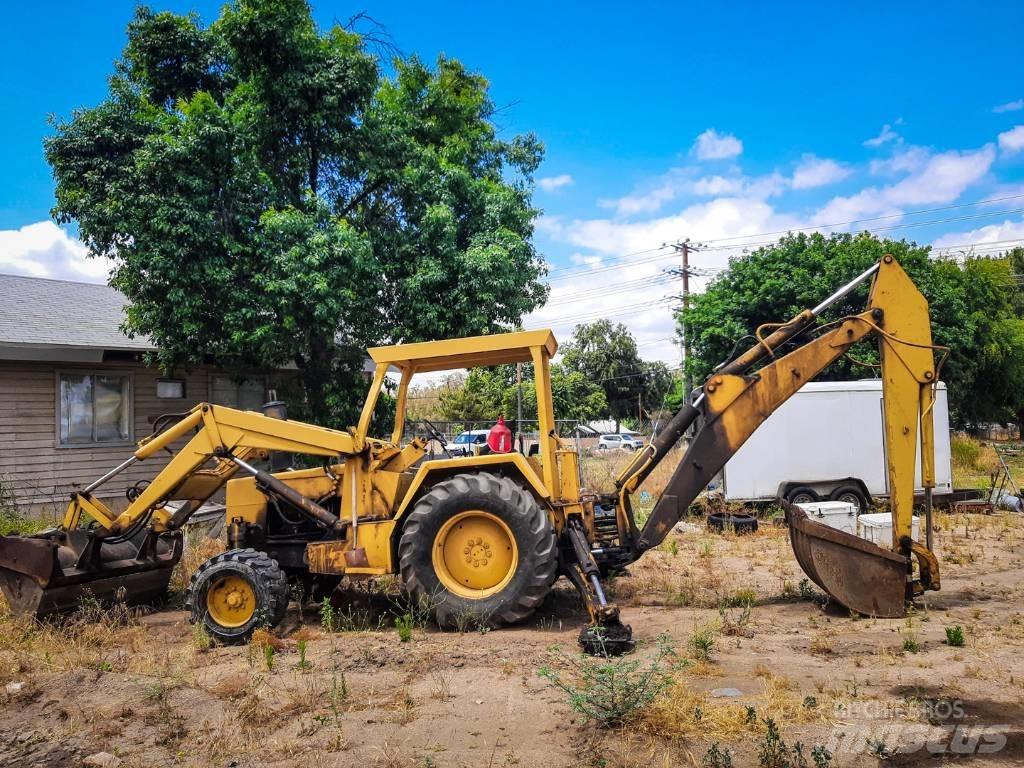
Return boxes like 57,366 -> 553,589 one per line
361,330 -> 562,482
63,404 -> 357,535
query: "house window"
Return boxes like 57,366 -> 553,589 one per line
58,373 -> 132,445
211,376 -> 267,411
156,378 -> 186,399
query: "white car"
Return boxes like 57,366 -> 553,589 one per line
445,429 -> 490,456
597,433 -> 644,451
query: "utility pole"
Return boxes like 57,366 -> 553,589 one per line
666,239 -> 701,400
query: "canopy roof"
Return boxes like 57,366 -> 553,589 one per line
368,329 -> 557,373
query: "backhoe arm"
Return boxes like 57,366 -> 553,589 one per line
634,309 -> 879,550
64,403 -> 358,536
624,255 -> 938,570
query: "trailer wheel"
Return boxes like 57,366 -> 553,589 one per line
786,486 -> 819,506
829,484 -> 868,514
186,548 -> 289,643
399,472 -> 557,629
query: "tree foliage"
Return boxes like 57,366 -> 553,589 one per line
46,1 -> 547,426
437,363 -> 608,424
679,232 -> 1024,427
560,320 -> 674,429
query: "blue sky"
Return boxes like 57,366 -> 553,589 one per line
3,1 -> 1024,364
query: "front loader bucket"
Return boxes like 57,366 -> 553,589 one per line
785,504 -> 909,618
0,528 -> 182,618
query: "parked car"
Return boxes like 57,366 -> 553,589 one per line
445,429 -> 490,456
597,433 -> 644,451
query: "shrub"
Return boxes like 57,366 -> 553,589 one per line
320,597 -> 336,632
296,639 -> 311,670
945,625 -> 965,647
537,634 -> 675,727
395,613 -> 414,642
702,742 -> 733,768
689,624 -> 717,661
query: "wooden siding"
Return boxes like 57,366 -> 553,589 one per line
0,361 -> 223,512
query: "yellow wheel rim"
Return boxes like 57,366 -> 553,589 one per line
206,574 -> 256,628
433,511 -> 518,599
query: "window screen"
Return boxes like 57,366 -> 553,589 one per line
59,373 -> 131,445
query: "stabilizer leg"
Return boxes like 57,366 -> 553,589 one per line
564,519 -> 634,656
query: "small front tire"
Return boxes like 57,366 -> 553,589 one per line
186,548 -> 288,643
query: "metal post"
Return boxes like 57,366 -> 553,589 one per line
924,487 -> 934,550
516,362 -> 524,453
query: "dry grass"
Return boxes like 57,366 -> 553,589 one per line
581,446 -> 684,498
950,434 -> 1001,488
639,672 -> 832,741
169,534 -> 226,598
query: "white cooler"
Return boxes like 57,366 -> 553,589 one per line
858,512 -> 920,546
794,501 -> 857,536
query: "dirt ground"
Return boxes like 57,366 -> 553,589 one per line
1,508 -> 1023,768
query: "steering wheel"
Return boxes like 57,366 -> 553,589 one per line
422,419 -> 452,458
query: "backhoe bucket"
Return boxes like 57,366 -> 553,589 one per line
785,504 -> 909,618
0,528 -> 182,618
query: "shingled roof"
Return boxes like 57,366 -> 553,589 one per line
0,273 -> 153,352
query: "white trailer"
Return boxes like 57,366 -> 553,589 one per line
721,380 -> 952,512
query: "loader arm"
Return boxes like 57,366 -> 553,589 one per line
614,254 -> 940,616
65,403 -> 358,536
0,403 -> 364,617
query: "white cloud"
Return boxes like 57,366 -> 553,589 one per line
932,218 -> 1024,251
791,154 -> 851,190
863,123 -> 902,148
692,175 -> 743,196
693,129 -> 743,160
869,146 -> 930,176
0,221 -> 110,282
537,174 -> 574,192
607,183 -> 679,216
994,99 -> 1024,114
534,137 -> 1007,368
816,145 -> 995,223
998,125 -> 1024,154
886,145 -> 995,205
529,197 -> 808,358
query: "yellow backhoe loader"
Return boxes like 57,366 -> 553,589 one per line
0,255 -> 943,652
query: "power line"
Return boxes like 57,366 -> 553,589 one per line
544,273 -> 672,306
689,193 -> 1024,247
542,195 -> 1024,285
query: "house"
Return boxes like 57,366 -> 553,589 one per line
0,273 -> 287,514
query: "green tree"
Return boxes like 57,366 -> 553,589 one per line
561,320 -> 672,430
46,2 -> 546,427
678,232 -> 1018,426
438,363 -> 607,424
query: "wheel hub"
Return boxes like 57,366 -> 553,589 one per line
433,511 -> 518,599
206,574 -> 256,628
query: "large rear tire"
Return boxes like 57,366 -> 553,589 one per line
186,548 -> 288,643
399,473 -> 557,628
